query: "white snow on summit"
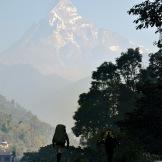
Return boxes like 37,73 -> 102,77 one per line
48,0 -> 98,49
0,0 -> 143,80
49,0 -> 82,28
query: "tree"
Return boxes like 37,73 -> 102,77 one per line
72,62 -> 120,145
116,48 -> 142,91
72,48 -> 142,146
118,51 -> 162,155
128,0 -> 162,47
91,62 -> 121,116
148,49 -> 162,80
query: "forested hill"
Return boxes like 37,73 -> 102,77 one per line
0,95 -> 54,157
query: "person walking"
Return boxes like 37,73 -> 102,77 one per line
52,124 -> 69,162
104,131 -> 118,162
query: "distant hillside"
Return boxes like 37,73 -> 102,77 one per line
0,63 -> 91,130
0,95 -> 54,157
0,64 -> 71,126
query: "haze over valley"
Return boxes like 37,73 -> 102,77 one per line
0,0 -> 152,130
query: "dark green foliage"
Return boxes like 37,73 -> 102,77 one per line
117,84 -> 136,120
113,133 -> 161,162
72,48 -> 142,146
128,0 -> 162,47
116,48 -> 142,91
118,50 -> 162,155
72,62 -> 121,145
72,48 -> 162,159
20,145 -> 101,162
118,80 -> 162,155
128,0 -> 162,30
148,50 -> 162,80
113,133 -> 143,162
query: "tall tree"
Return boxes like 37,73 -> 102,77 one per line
118,51 -> 162,155
72,48 -> 142,145
116,48 -> 142,91
72,62 -> 120,145
148,49 -> 162,80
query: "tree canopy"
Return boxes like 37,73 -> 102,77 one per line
128,0 -> 162,47
118,50 -> 162,155
72,48 -> 142,146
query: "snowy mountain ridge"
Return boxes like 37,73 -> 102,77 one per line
0,0 -> 143,80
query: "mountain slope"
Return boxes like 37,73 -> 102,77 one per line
0,64 -> 71,121
0,95 -> 54,157
0,0 -> 134,80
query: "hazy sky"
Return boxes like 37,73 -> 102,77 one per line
0,0 -> 158,53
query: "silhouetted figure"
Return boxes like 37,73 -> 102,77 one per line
52,124 -> 69,162
105,131 -> 118,162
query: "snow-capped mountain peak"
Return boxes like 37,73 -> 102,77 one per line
49,0 -> 82,28
0,0 -> 136,80
48,0 -> 98,50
